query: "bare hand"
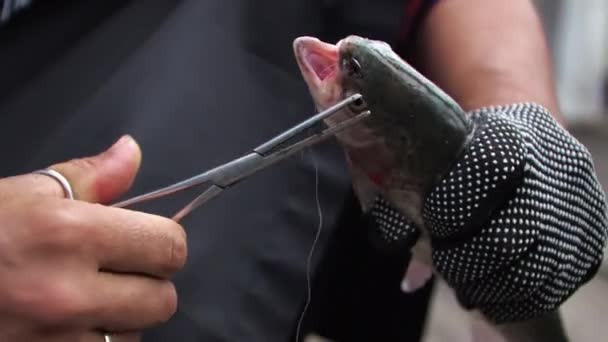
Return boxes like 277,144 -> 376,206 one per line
0,136 -> 187,341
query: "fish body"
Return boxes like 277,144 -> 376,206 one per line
292,35 -> 588,342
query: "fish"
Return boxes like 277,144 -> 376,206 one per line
293,34 -> 472,293
292,35 -> 574,342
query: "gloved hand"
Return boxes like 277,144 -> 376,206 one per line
368,102 -> 608,324
291,32 -> 607,325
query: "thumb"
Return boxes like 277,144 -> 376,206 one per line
49,135 -> 142,203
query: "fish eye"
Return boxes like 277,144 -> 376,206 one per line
349,96 -> 367,112
342,57 -> 362,78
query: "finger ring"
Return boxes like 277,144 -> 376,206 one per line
103,333 -> 112,342
32,168 -> 75,200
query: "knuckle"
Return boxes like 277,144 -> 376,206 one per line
160,221 -> 188,274
11,278 -> 88,326
162,236 -> 187,275
68,156 -> 100,172
171,229 -> 188,271
46,286 -> 88,325
25,200 -> 85,250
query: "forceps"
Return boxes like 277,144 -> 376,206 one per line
112,94 -> 371,222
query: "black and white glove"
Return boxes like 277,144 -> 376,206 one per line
368,103 -> 608,323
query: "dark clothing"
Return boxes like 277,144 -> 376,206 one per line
0,1 -> 436,341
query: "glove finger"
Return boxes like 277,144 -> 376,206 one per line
366,195 -> 420,254
423,111 -> 527,242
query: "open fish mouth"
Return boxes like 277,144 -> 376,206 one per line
294,36 -> 387,147
293,37 -> 340,86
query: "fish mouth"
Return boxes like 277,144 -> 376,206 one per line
293,37 -> 340,86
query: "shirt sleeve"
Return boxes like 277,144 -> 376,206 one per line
396,0 -> 441,56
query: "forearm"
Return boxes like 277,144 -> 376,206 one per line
413,0 -> 564,124
413,2 -> 572,339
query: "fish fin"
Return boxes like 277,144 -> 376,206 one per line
401,257 -> 433,293
401,238 -> 434,293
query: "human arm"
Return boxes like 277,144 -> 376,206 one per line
413,0 -> 563,123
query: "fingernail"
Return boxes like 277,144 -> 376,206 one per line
401,279 -> 411,293
104,135 -> 132,153
99,135 -> 136,162
112,135 -> 133,149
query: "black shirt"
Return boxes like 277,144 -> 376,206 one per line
0,1 -> 436,341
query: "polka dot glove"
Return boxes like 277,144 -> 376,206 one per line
368,103 -> 608,323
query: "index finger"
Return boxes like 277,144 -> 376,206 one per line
58,200 -> 188,279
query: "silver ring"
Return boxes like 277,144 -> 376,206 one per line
32,168 -> 75,200
103,333 -> 112,342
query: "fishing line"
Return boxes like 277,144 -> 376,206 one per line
295,149 -> 323,342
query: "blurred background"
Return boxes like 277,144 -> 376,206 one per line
536,0 -> 607,124
424,1 -> 608,341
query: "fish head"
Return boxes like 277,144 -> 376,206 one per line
293,35 -> 395,106
293,35 -> 404,184
293,35 -> 402,140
